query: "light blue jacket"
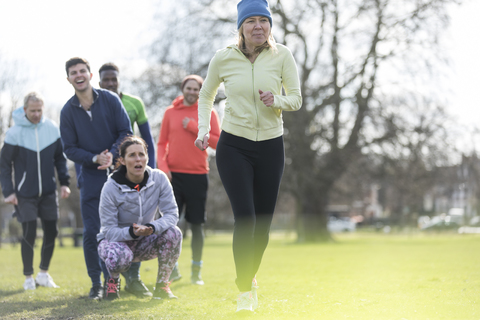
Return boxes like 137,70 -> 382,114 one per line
0,107 -> 69,198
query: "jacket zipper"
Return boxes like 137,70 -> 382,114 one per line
121,183 -> 151,225
35,125 -> 42,197
252,62 -> 259,141
18,172 -> 27,191
236,46 -> 263,141
90,93 -> 99,122
137,189 -> 143,225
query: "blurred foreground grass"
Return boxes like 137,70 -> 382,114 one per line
0,231 -> 479,319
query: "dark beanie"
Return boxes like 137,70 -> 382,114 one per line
237,0 -> 272,30
181,75 -> 204,90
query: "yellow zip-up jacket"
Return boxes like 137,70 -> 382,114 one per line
197,43 -> 302,142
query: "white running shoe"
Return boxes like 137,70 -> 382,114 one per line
35,273 -> 60,288
236,291 -> 254,312
251,277 -> 259,310
23,277 -> 36,290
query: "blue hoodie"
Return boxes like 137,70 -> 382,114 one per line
0,107 -> 70,198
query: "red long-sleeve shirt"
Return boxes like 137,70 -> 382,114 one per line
157,96 -> 220,174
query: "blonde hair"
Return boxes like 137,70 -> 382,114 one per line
237,24 -> 277,58
24,92 -> 44,108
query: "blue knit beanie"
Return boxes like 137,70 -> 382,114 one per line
237,0 -> 272,30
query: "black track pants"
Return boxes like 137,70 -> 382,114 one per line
216,131 -> 284,292
22,219 -> 58,275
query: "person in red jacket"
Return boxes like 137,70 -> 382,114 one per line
157,75 -> 220,285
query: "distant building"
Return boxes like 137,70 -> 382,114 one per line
424,154 -> 480,223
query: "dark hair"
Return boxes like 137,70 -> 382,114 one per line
181,75 -> 204,90
99,62 -> 119,77
115,136 -> 148,169
65,57 -> 91,76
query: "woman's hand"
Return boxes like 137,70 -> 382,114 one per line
195,134 -> 209,151
133,223 -> 153,237
259,89 -> 274,107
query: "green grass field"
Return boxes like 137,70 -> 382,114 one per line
0,231 -> 479,319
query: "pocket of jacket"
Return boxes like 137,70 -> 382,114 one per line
17,172 -> 27,191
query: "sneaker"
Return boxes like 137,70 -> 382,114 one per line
104,278 -> 120,301
88,284 -> 104,300
35,273 -> 60,288
251,277 -> 259,310
236,291 -> 254,312
23,277 -> 36,290
125,279 -> 152,298
191,264 -> 204,285
153,282 -> 177,300
169,264 -> 182,282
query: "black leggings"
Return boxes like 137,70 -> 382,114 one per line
22,219 -> 58,276
216,131 -> 284,292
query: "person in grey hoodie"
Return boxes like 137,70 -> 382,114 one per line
97,136 -> 182,301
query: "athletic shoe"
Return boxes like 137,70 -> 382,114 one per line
35,272 -> 60,288
191,264 -> 204,285
88,284 -> 104,300
125,279 -> 153,298
23,277 -> 36,290
169,263 -> 182,282
251,277 -> 259,310
236,291 -> 254,312
104,278 -> 120,301
153,282 -> 177,300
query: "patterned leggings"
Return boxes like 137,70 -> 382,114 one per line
98,226 -> 182,283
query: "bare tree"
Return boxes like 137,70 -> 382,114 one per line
135,0 -> 461,241
331,97 -> 457,227
0,54 -> 30,139
274,0 -> 460,241
128,0 -> 236,128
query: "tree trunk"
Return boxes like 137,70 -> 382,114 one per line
296,187 -> 332,242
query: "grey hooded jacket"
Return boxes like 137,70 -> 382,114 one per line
97,166 -> 178,242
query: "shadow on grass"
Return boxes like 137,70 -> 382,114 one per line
0,289 -> 24,297
0,292 -> 174,319
200,241 -> 232,248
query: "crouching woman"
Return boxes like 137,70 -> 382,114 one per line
97,136 -> 182,301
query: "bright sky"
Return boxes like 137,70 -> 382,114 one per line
0,0 -> 479,131
448,0 -> 480,119
0,0 -> 158,109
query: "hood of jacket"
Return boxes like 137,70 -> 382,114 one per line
172,95 -> 198,110
109,166 -> 154,193
12,106 -> 45,128
226,44 -> 241,51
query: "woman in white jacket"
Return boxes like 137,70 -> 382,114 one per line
97,136 -> 182,301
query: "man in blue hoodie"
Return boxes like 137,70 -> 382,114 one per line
0,92 -> 71,291
60,57 -> 132,300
